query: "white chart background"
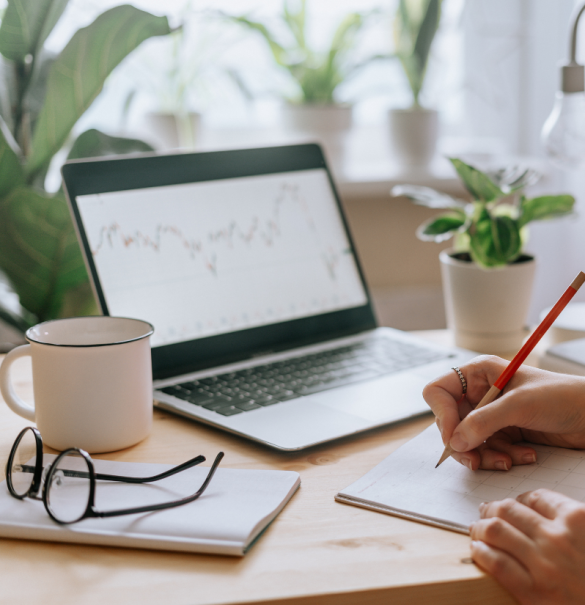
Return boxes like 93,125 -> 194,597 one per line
77,169 -> 367,346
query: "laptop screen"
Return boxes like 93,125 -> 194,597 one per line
64,144 -> 377,379
76,168 -> 367,348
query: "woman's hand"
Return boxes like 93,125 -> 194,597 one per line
470,489 -> 585,605
423,355 -> 585,470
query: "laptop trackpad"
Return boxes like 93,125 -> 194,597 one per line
308,373 -> 430,423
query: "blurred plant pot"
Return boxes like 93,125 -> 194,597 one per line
389,107 -> 438,175
439,249 -> 536,354
145,111 -> 201,150
281,103 -> 352,177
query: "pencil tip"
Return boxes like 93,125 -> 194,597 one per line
435,446 -> 452,468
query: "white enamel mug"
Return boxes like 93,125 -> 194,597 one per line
0,316 -> 154,453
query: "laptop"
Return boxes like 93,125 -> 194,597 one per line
62,143 -> 475,451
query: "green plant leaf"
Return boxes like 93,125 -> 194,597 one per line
469,213 -> 521,268
26,5 -> 170,180
283,0 -> 306,52
0,118 -> 24,196
228,16 -> 288,67
394,0 -> 441,104
449,158 -> 504,202
67,128 -> 154,161
0,0 -> 69,61
410,0 -> 441,103
0,186 -> 89,320
416,212 -> 466,242
23,49 -> 56,138
519,194 -> 575,228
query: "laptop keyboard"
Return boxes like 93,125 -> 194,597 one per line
158,337 -> 452,417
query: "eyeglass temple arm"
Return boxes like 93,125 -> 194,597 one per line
94,452 -> 224,519
20,455 -> 207,483
93,454 -> 207,484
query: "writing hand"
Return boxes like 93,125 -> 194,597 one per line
470,489 -> 585,605
423,355 -> 585,470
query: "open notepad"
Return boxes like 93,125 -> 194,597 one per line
336,424 -> 585,534
0,455 -> 300,556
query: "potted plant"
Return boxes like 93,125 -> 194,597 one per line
393,158 -> 575,353
0,2 -> 171,336
138,13 -> 239,150
225,0 -> 385,173
390,0 -> 442,174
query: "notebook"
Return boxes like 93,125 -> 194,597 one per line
62,143 -> 475,452
336,424 -> 585,533
0,454 -> 300,556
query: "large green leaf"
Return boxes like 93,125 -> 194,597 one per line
469,213 -> 521,268
67,128 -> 154,161
519,194 -> 575,228
0,186 -> 88,320
0,118 -> 24,196
416,212 -> 466,242
449,158 -> 504,203
26,5 -> 170,180
0,0 -> 69,61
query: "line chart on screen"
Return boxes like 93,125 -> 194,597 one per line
76,169 -> 367,346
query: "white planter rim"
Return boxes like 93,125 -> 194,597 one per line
439,249 -> 535,271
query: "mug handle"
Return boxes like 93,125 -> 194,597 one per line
0,344 -> 36,422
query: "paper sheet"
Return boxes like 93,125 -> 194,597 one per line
336,425 -> 585,533
0,455 -> 300,555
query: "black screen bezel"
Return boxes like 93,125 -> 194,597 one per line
62,144 -> 377,380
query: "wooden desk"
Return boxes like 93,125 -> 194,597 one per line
0,334 -> 515,605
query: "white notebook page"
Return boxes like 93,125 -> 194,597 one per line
336,424 -> 585,533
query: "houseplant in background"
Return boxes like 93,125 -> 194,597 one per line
138,11 -> 241,151
390,0 -> 442,175
393,159 -> 575,353
226,0 -> 385,174
0,1 -> 171,338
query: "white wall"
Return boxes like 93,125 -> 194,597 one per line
462,0 -> 585,324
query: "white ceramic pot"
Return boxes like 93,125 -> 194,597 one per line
440,250 -> 536,354
389,107 -> 438,175
145,111 -> 201,150
281,103 -> 352,176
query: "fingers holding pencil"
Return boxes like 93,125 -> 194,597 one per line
432,271 -> 585,469
424,358 -> 585,470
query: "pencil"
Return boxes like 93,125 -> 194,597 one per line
435,270 -> 585,468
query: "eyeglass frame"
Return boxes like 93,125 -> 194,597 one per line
6,426 -> 224,525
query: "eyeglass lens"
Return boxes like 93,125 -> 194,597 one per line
45,451 -> 91,524
10,429 -> 37,497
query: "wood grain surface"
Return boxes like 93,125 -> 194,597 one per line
0,332 -> 516,605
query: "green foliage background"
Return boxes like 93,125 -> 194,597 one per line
0,1 -> 171,329
227,0 -> 385,104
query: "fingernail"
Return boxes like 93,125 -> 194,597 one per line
495,460 -> 509,471
479,502 -> 486,516
435,417 -> 442,434
522,453 -> 536,464
461,456 -> 473,471
450,432 -> 468,451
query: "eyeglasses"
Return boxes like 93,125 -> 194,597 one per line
6,427 -> 224,525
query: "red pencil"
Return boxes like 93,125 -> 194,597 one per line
436,271 -> 585,468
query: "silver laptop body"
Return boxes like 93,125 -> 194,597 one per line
62,144 -> 475,451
